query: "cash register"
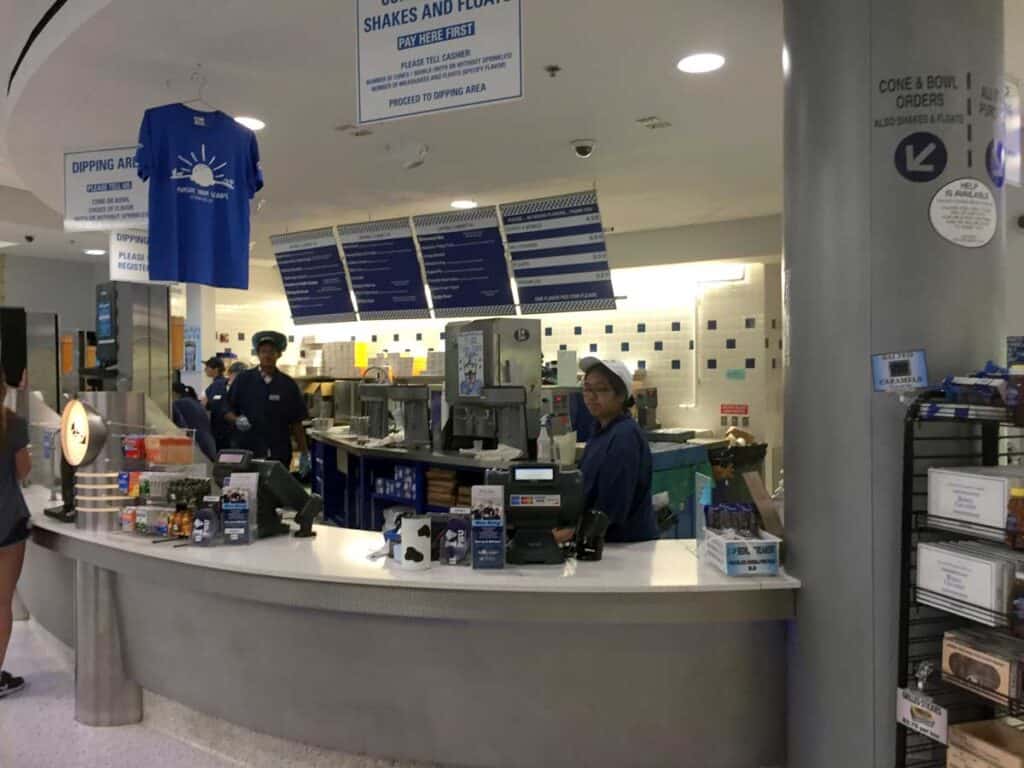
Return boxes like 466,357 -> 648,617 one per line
213,450 -> 322,538
487,463 -> 583,564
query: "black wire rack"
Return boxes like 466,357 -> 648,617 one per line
895,392 -> 1024,767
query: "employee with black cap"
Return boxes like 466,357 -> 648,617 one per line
202,356 -> 231,452
576,357 -> 658,542
225,331 -> 310,473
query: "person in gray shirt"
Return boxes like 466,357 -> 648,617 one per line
0,373 -> 31,698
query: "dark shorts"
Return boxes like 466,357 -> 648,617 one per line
0,517 -> 29,549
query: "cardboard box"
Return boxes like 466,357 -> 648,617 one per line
941,631 -> 1022,704
703,529 -> 781,576
928,467 -> 1024,541
948,719 -> 1024,768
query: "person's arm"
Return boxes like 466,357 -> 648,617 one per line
9,412 -> 30,481
14,447 -> 30,481
292,421 -> 308,453
589,435 -> 639,528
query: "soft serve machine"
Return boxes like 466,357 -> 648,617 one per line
443,318 -> 542,455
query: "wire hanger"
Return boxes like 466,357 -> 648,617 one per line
181,65 -> 217,112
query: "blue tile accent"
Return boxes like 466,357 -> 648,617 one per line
771,319 -> 777,329
393,334 -> 400,342
779,339 -> 783,350
765,337 -> 769,349
545,327 -> 553,337
689,340 -> 695,350
440,332 -> 446,340
371,335 -> 378,342
654,341 -> 664,351
416,333 -> 422,341
671,360 -> 681,370
637,323 -> 646,333
671,322 -> 681,332
707,320 -> 717,330
745,318 -> 756,329
772,358 -> 777,369
590,344 -> 598,353
707,359 -> 717,370
726,338 -> 736,349
350,336 -> 356,342
605,325 -> 614,334
638,360 -> 647,370
621,342 -> 630,352
238,333 -> 245,341
288,335 -> 295,343
746,358 -> 756,369
574,326 -> 582,336
560,344 -> 568,351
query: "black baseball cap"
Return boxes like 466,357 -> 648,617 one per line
204,356 -> 225,372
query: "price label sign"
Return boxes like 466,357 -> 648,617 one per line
896,687 -> 948,745
872,350 -> 928,393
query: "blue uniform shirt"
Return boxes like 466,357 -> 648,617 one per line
136,103 -> 263,289
204,375 -> 231,450
580,414 -> 658,543
171,397 -> 218,462
227,368 -> 307,465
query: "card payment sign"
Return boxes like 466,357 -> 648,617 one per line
872,350 -> 928,393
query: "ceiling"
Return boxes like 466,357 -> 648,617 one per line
1,0 -> 784,265
1,1 -> 1023,267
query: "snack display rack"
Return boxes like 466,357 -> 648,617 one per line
896,392 -> 1024,767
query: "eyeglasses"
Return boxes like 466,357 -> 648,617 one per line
582,386 -> 614,397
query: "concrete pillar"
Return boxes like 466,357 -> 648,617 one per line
783,2 -> 1004,767
180,283 -> 217,394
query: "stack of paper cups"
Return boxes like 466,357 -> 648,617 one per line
400,515 -> 432,571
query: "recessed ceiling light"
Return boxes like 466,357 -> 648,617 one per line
0,241 -> 17,249
235,116 -> 266,131
450,200 -> 478,210
84,249 -> 106,256
677,53 -> 726,74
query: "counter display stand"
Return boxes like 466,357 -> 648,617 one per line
895,393 -> 1024,768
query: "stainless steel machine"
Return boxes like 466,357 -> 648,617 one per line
359,383 -> 391,438
444,318 -> 542,454
388,385 -> 430,447
89,282 -> 172,412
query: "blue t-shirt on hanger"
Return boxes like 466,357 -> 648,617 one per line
136,103 -> 263,289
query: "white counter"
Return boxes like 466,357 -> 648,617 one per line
25,485 -> 798,596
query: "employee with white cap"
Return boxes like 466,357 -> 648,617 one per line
225,331 -> 310,473
577,357 -> 658,542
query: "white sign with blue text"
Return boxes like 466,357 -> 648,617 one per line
872,350 -> 928,393
108,230 -> 153,284
64,146 -> 148,232
357,0 -> 522,124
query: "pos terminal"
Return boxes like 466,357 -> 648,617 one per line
487,463 -> 583,564
213,450 -> 322,538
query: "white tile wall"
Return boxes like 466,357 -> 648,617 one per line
215,262 -> 783,440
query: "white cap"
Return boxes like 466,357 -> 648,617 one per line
579,357 -> 633,396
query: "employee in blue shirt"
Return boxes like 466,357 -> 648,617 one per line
171,383 -> 218,462
576,357 -> 658,542
225,331 -> 310,473
202,356 -> 231,452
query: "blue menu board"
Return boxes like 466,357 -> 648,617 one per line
413,207 -> 515,318
337,218 -> 430,320
270,228 -> 355,324
500,190 -> 616,314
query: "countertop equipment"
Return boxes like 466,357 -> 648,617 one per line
388,384 -> 430,448
213,449 -> 322,538
635,387 -> 659,430
445,318 -> 541,454
359,383 -> 391,439
486,463 -> 583,565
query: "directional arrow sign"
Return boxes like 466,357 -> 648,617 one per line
894,132 -> 947,182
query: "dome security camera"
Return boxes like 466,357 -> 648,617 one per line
571,139 -> 597,159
